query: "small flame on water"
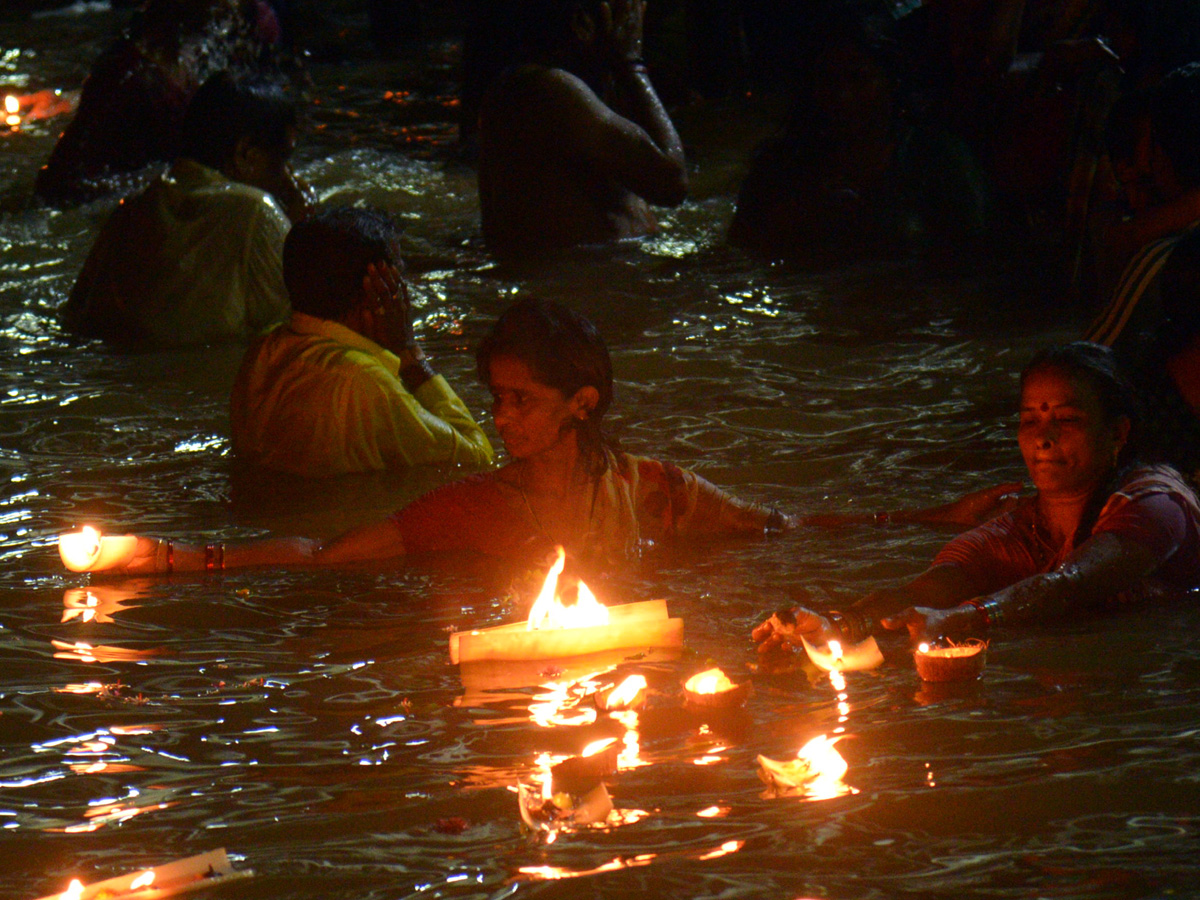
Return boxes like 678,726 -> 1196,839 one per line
526,547 -> 609,631
684,668 -> 734,695
4,95 -> 18,127
60,880 -> 84,900
918,642 -> 930,653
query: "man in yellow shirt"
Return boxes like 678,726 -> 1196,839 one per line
230,207 -> 494,476
62,71 -> 310,349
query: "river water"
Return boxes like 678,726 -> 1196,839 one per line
3,5 -> 1200,900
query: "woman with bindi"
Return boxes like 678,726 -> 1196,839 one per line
755,342 -> 1200,651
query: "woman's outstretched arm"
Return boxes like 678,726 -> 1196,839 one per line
74,518 -> 407,575
882,530 -> 1163,642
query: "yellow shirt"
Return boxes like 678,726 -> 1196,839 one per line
63,159 -> 290,348
230,312 -> 494,476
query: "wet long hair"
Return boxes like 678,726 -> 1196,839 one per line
1020,342 -> 1143,546
476,298 -> 614,477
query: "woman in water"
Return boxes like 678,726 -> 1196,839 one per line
755,341 -> 1200,649
100,298 -> 787,575
81,298 -> 1016,576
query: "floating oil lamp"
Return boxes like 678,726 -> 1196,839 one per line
449,547 -> 683,664
756,734 -> 854,800
58,527 -> 139,573
914,638 -> 988,683
32,848 -> 251,900
683,667 -> 753,709
5,95 -> 20,128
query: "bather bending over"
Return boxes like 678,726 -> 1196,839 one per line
476,0 -> 687,263
754,342 -> 1200,654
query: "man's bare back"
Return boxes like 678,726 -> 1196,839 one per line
477,0 -> 687,262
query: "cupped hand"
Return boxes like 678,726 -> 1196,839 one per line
881,605 -> 962,644
115,537 -> 168,575
752,605 -> 833,654
598,0 -> 645,64
358,262 -> 416,353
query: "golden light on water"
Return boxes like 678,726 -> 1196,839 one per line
697,839 -> 744,860
528,679 -> 598,728
59,879 -> 84,900
4,94 -> 19,127
130,870 -> 156,889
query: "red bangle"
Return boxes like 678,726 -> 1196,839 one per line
204,543 -> 225,572
962,598 -> 990,629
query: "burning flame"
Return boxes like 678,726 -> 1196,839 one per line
526,547 -> 609,631
796,734 -> 849,797
130,871 -> 156,889
60,880 -> 84,900
757,734 -> 854,800
4,95 -> 19,127
605,674 -> 646,708
684,668 -> 734,695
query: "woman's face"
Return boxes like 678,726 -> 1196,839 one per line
1018,367 -> 1129,498
487,355 -> 590,461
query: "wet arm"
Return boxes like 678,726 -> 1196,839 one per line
795,482 -> 1024,531
687,474 -> 790,535
885,531 -> 1165,642
547,69 -> 687,207
87,519 -> 407,575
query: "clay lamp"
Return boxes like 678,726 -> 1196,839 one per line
914,639 -> 988,682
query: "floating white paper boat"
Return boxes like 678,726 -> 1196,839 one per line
799,634 -> 883,671
450,598 -> 682,665
32,848 -> 251,900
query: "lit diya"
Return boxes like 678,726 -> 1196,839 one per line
683,668 -> 753,709
58,527 -> 139,574
5,95 -> 20,128
32,848 -> 251,900
914,638 -> 988,682
449,547 -> 683,664
756,734 -> 854,800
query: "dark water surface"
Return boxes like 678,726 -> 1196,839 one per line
3,6 -> 1199,900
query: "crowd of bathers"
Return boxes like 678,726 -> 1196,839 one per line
30,0 -> 1200,653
